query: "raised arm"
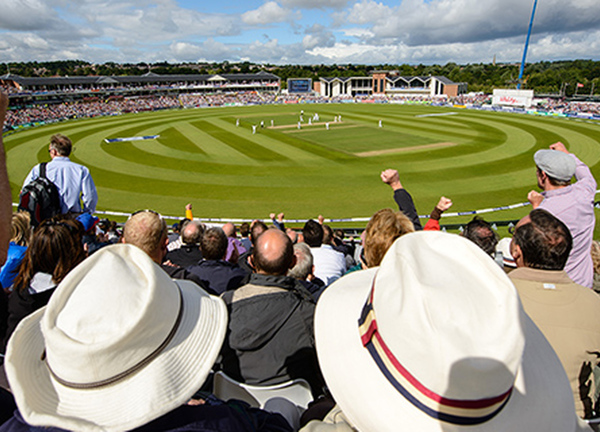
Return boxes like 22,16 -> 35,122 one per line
381,169 -> 423,230
424,196 -> 452,231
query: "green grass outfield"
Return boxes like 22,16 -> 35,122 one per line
5,103 -> 600,235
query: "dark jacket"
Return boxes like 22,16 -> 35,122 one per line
186,260 -> 248,295
0,398 -> 292,432
3,287 -> 55,352
220,273 -> 324,396
160,264 -> 216,295
165,244 -> 203,269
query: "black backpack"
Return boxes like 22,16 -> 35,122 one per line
18,162 -> 61,226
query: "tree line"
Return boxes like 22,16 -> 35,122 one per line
1,60 -> 599,96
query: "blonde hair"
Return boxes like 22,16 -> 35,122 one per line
364,209 -> 414,267
123,211 -> 167,258
591,241 -> 600,274
11,212 -> 31,246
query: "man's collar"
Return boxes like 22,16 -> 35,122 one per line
510,267 -> 572,284
542,184 -> 571,198
51,156 -> 70,161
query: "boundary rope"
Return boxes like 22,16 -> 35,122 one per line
12,190 -> 600,224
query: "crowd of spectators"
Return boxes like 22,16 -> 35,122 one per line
1,161 -> 598,430
3,80 -> 600,131
4,95 -> 180,128
2,86 -> 600,430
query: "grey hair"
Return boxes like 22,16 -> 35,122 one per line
288,242 -> 313,280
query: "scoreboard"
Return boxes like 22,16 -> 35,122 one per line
287,78 -> 312,93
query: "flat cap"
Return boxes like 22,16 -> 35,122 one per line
534,150 -> 576,182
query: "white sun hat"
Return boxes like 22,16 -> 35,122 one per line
315,231 -> 590,432
495,237 -> 517,269
5,243 -> 228,432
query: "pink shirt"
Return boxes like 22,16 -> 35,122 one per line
539,154 -> 597,288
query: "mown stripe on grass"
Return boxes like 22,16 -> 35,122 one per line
157,126 -> 207,155
191,120 -> 289,161
258,127 -> 355,161
325,111 -> 501,150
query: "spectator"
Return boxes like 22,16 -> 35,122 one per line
167,217 -> 191,252
76,213 -> 108,255
591,241 -> 600,293
239,222 -> 252,251
331,229 -> 354,261
289,242 -> 324,300
122,210 -> 208,291
168,222 -> 180,244
286,228 -> 299,244
423,196 -> 453,231
462,217 -> 499,258
0,91 -> 11,265
186,227 -> 248,294
302,219 -> 346,286
527,142 -> 596,288
165,220 -> 204,268
222,222 -> 247,264
362,208 -> 414,269
303,231 -> 588,431
323,224 -> 354,269
380,168 -> 423,230
270,212 -> 286,232
1,244 -> 291,432
3,217 -> 85,349
21,134 -> 98,215
0,212 -> 31,291
510,209 -> 600,418
97,218 -> 121,244
495,237 -> 517,272
238,220 -> 268,273
220,229 -> 323,395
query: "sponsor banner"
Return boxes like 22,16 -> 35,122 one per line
492,89 -> 534,108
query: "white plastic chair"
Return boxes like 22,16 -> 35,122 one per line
213,371 -> 314,430
212,370 -> 314,409
587,417 -> 600,432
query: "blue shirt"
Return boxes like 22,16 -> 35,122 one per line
0,242 -> 27,290
22,157 -> 97,214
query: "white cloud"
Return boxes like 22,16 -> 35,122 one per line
334,0 -> 600,48
1,0 -> 600,65
341,28 -> 375,40
242,2 -> 295,26
0,0 -> 62,31
169,39 -> 233,62
280,0 -> 348,9
302,24 -> 335,50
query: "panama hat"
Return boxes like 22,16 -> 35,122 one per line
315,231 -> 589,432
5,244 -> 227,432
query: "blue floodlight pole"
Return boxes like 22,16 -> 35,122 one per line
517,0 -> 538,89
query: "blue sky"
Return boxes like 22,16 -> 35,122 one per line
1,0 -> 599,65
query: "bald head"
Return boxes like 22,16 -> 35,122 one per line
516,215 -> 531,229
222,222 -> 235,237
181,220 -> 204,245
253,228 -> 295,275
122,211 -> 167,264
